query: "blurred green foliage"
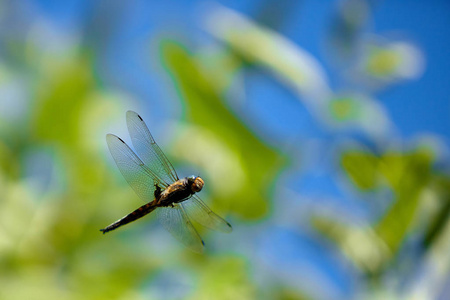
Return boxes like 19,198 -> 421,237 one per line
0,29 -> 288,300
314,148 -> 450,278
0,49 -> 263,299
160,40 -> 286,219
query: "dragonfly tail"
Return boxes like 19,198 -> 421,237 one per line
100,201 -> 157,234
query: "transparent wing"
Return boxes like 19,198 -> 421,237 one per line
182,195 -> 232,233
156,205 -> 204,253
126,110 -> 179,186
106,134 -> 168,202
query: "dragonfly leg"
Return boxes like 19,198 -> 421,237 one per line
154,185 -> 162,199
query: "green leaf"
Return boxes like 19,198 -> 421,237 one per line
341,151 -> 379,190
375,151 -> 433,252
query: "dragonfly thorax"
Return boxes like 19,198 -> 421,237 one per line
157,176 -> 204,207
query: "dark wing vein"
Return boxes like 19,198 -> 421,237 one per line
182,195 -> 232,233
106,134 -> 168,202
126,110 -> 178,185
156,204 -> 204,253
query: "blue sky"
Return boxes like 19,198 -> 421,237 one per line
29,0 -> 450,142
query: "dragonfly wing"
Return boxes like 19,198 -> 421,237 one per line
156,205 -> 204,253
106,134 -> 167,202
126,110 -> 179,185
182,195 -> 232,233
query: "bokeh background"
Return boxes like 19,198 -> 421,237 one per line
1,0 -> 449,299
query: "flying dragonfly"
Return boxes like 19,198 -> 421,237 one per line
100,111 -> 232,253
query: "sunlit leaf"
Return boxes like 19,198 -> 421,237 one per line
339,148 -> 437,271
375,151 -> 433,253
312,217 -> 390,275
341,150 -> 379,190
204,4 -> 331,103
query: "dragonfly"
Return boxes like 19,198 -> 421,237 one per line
100,111 -> 232,253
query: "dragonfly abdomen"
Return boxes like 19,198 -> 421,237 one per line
100,200 -> 157,234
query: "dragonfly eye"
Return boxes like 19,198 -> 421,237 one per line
191,177 -> 204,192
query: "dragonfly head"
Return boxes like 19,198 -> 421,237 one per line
188,175 -> 204,193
